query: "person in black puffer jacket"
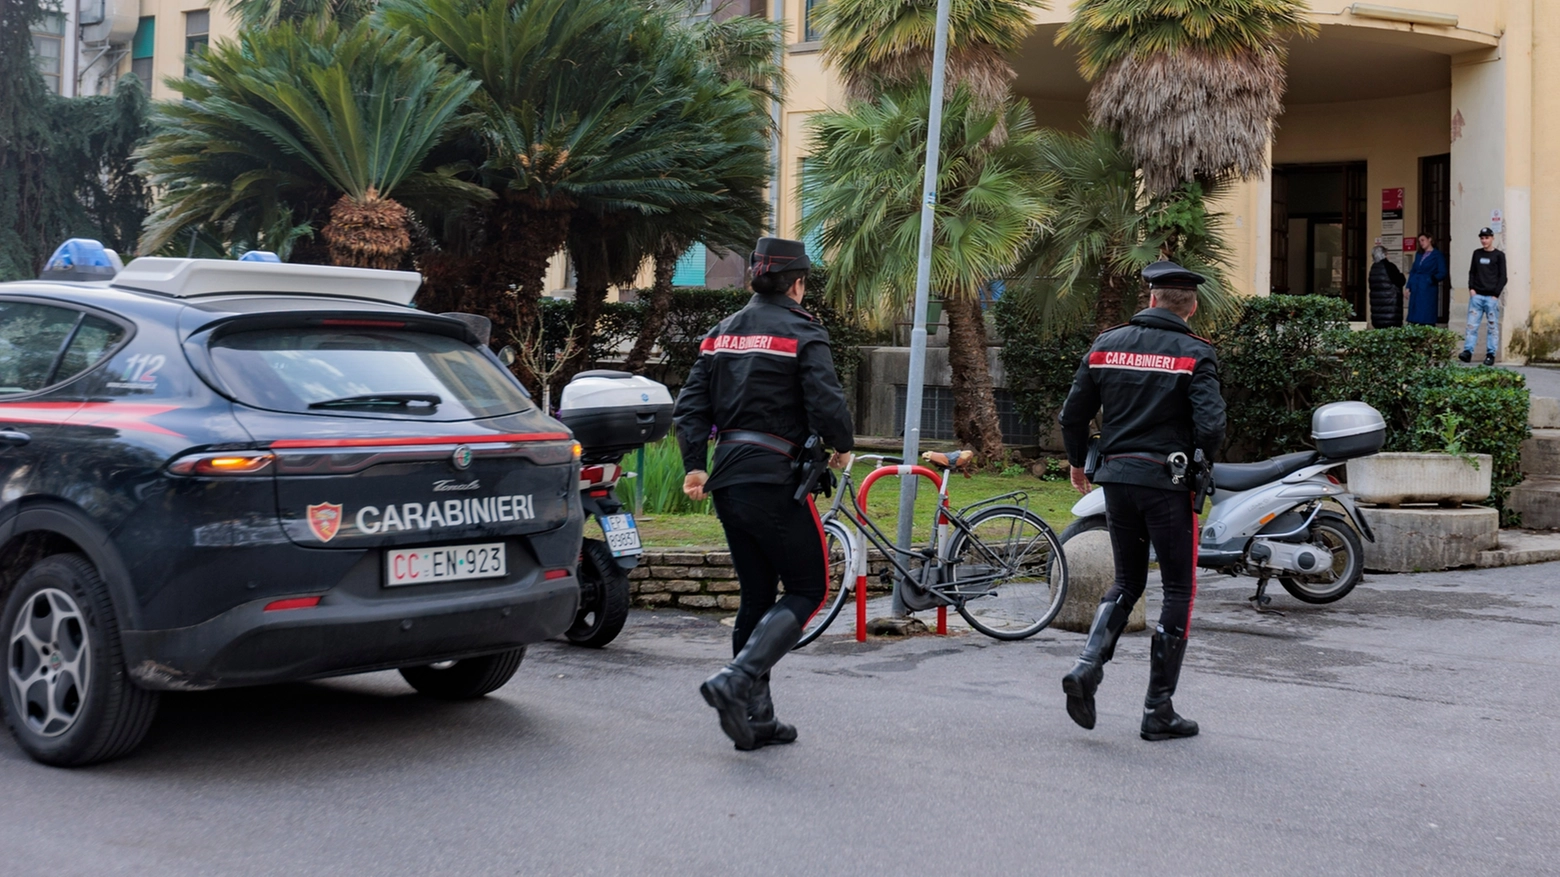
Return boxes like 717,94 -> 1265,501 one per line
1369,245 -> 1406,328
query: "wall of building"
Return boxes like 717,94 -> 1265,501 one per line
113,1 -> 237,102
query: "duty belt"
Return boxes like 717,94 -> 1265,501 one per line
715,429 -> 798,459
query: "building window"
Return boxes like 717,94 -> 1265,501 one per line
672,243 -> 708,287
185,9 -> 210,79
131,17 -> 156,86
799,158 -> 825,261
805,0 -> 824,42
31,13 -> 65,95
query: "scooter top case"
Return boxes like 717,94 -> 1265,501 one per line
558,370 -> 673,459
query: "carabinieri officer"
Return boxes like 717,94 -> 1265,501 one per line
1057,260 -> 1226,740
673,237 -> 854,751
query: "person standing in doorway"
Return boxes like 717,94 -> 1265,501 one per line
1368,244 -> 1406,328
1057,261 -> 1226,741
1405,232 -> 1447,326
674,237 -> 854,752
1460,228 -> 1507,366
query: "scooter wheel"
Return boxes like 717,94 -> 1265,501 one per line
565,539 -> 631,648
1279,512 -> 1364,604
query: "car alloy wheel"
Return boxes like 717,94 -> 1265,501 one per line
8,588 -> 91,738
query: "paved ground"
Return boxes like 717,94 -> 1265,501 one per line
3,564 -> 1559,876
1506,363 -> 1560,399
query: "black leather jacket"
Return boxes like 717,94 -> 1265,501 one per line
1058,308 -> 1226,491
674,293 -> 854,491
1369,259 -> 1406,328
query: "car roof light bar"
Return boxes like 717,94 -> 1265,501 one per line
111,257 -> 422,305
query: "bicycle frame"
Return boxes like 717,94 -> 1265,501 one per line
821,460 -> 1042,613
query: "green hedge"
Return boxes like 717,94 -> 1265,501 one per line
1000,294 -> 1532,521
537,271 -> 885,389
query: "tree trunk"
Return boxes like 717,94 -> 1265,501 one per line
321,191 -> 410,270
476,195 -> 573,397
1095,268 -> 1130,334
943,294 -> 1005,464
554,243 -> 610,396
623,243 -> 680,373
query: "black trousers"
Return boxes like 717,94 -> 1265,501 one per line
712,483 -> 829,655
1101,483 -> 1198,639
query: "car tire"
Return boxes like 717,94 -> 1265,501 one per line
2,553 -> 160,767
564,539 -> 630,648
398,648 -> 526,700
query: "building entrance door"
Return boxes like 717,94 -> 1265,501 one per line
1271,162 -> 1369,320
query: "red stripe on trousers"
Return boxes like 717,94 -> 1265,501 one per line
804,495 -> 830,624
1186,493 -> 1199,636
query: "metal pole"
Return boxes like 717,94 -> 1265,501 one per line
770,0 -> 784,235
890,0 -> 952,616
634,445 -> 646,517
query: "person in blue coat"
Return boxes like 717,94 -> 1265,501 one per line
1405,233 -> 1447,326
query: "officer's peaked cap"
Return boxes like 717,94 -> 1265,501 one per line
751,237 -> 811,276
1143,259 -> 1206,289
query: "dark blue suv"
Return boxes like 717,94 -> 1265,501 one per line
0,245 -> 582,765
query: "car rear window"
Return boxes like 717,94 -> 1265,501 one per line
209,328 -> 532,420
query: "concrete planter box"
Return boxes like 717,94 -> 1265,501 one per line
1359,506 -> 1499,572
1348,452 -> 1493,506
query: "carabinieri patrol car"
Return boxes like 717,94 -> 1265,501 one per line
0,241 -> 583,766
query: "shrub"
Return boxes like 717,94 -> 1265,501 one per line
1326,325 -> 1460,441
615,435 -> 713,516
1404,368 -> 1531,525
1210,294 -> 1352,460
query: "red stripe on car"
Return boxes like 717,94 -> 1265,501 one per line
269,432 -> 571,449
0,401 -> 183,436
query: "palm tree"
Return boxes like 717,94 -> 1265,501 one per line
802,85 -> 1050,460
379,0 -> 729,386
1007,126 -> 1236,334
223,0 -> 375,31
816,0 -> 1045,108
1057,0 -> 1315,194
138,20 -> 485,268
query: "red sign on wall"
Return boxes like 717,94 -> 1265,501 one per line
1382,188 -> 1405,212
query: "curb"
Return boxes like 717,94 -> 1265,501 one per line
1475,530 -> 1560,568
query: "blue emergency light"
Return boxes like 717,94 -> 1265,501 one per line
238,250 -> 282,263
41,238 -> 121,282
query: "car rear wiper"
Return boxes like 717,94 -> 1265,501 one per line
308,393 -> 442,410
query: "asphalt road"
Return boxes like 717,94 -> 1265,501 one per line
4,563 -> 1559,876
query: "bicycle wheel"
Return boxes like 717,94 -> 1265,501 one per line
794,519 -> 854,649
946,505 -> 1067,640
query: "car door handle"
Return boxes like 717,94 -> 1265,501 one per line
0,430 -> 31,448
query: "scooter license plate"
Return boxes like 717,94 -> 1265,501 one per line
600,513 -> 642,557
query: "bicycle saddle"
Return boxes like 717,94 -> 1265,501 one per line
1210,450 -> 1319,492
922,450 -> 975,473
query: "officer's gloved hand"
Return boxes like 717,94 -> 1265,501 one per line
683,470 -> 708,501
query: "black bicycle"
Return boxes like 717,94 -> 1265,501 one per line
796,452 -> 1068,646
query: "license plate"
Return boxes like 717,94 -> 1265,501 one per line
385,542 -> 507,587
600,513 -> 642,557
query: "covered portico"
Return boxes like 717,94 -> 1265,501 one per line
1008,3 -> 1531,353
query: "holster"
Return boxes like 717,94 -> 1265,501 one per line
791,435 -> 834,504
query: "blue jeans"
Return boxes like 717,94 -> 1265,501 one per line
1464,293 -> 1501,356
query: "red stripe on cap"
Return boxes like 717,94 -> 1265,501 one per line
1088,351 -> 1197,374
270,432 -> 570,449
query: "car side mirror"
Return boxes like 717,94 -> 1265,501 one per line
497,345 -> 517,367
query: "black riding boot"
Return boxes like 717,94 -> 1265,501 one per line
1061,597 -> 1130,730
1141,630 -> 1199,741
748,673 -> 797,748
701,609 -> 801,751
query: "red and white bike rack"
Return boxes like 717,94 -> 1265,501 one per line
851,463 -> 951,640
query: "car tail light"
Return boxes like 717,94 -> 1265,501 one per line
544,569 -> 570,580
572,441 -> 583,459
264,596 -> 322,611
168,451 -> 275,476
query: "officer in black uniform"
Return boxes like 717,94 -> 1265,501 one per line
1057,261 -> 1226,740
673,237 -> 855,751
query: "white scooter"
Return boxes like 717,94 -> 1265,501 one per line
1059,402 -> 1385,611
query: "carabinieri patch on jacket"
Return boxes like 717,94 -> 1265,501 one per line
1088,351 -> 1197,375
699,334 -> 799,357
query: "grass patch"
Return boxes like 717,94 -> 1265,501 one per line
630,466 -> 1080,549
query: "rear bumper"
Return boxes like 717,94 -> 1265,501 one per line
121,576 -> 578,691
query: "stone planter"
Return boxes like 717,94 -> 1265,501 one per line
1348,452 -> 1493,507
